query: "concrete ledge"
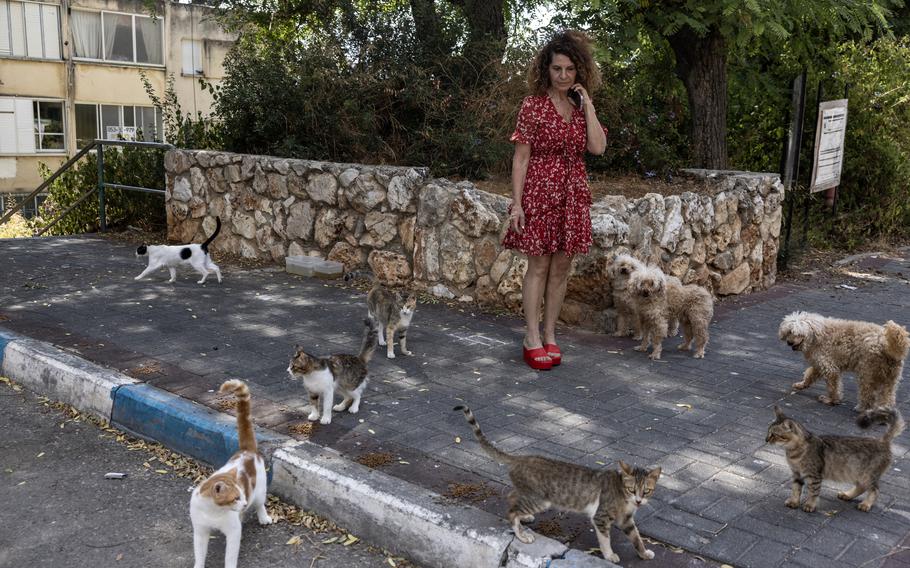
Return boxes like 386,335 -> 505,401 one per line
0,326 -> 618,568
270,442 -> 618,568
110,383 -> 287,468
0,329 -> 137,420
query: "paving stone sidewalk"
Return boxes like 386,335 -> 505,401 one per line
1,236 -> 909,568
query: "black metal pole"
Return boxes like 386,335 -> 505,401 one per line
780,71 -> 807,269
801,80 -> 824,247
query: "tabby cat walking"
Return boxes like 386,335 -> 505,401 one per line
454,406 -> 660,563
367,283 -> 417,359
766,406 -> 904,512
190,380 -> 272,568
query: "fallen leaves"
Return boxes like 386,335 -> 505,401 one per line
355,452 -> 395,469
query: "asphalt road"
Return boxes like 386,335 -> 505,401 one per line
0,378 -> 412,568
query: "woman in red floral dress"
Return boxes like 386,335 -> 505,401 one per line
502,30 -> 607,370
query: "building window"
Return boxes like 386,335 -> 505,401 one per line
71,9 -> 162,65
181,39 -> 203,76
0,0 -> 61,59
33,100 -> 64,151
0,193 -> 46,218
75,103 -> 163,148
0,96 -> 65,154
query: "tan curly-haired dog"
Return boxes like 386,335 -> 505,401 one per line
629,266 -> 669,360
779,311 -> 909,410
609,253 -> 646,338
665,276 -> 713,358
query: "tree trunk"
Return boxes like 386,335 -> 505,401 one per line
445,0 -> 506,84
410,0 -> 452,63
667,26 -> 728,169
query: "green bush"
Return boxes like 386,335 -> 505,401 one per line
36,145 -> 167,235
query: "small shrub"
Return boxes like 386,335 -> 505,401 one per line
0,211 -> 33,238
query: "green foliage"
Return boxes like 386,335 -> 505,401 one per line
0,211 -> 33,238
142,72 -> 223,150
35,145 -> 167,235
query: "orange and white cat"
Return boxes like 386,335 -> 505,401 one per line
190,380 -> 272,568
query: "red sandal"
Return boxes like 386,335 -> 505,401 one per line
523,345 -> 553,370
544,343 -> 561,366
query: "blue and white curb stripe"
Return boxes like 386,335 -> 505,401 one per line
0,326 -> 616,568
0,327 -> 279,468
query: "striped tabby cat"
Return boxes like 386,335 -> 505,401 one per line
454,405 -> 660,563
766,406 -> 904,512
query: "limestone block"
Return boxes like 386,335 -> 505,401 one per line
451,188 -> 500,237
288,242 -> 306,257
566,255 -> 610,308
386,170 -> 421,212
668,255 -> 689,278
171,201 -> 189,221
713,250 -> 734,271
314,209 -> 344,248
287,201 -> 316,241
273,159 -> 290,175
268,173 -> 289,199
189,197 -> 207,219
439,225 -> 476,287
475,275 -> 498,305
717,262 -> 751,295
474,237 -> 498,276
399,217 -> 416,254
345,174 -> 386,213
691,238 -> 706,265
339,168 -> 359,188
240,239 -> 259,259
360,211 -> 399,248
659,196 -> 684,252
172,175 -> 192,202
413,228 -> 440,281
368,250 -> 411,286
591,212 -> 630,248
327,242 -> 365,272
713,192 -> 729,226
417,182 -> 457,227
225,164 -> 242,183
233,213 -> 256,240
429,283 -> 455,299
307,172 -> 338,205
489,250 -> 513,283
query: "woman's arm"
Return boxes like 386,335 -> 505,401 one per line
510,143 -> 531,233
583,99 -> 607,155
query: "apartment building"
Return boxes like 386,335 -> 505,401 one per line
0,0 -> 235,216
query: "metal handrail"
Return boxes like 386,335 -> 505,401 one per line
0,141 -> 97,226
0,139 -> 174,235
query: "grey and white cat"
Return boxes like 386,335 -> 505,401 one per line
135,217 -> 222,284
766,405 -> 904,512
367,284 -> 417,359
287,319 -> 377,425
454,405 -> 660,563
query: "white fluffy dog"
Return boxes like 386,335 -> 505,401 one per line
609,253 -> 646,337
779,311 -> 909,410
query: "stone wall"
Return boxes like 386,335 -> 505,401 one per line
165,150 -> 784,332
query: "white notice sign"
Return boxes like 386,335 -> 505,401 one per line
810,99 -> 848,192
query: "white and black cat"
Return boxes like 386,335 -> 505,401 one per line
287,318 -> 377,425
135,217 -> 222,284
191,380 -> 272,568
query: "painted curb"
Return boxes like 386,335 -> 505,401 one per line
0,327 -> 619,568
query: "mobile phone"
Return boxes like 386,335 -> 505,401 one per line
568,88 -> 582,107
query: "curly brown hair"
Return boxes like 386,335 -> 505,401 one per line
528,30 -> 602,96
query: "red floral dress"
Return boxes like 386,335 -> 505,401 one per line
502,95 -> 606,257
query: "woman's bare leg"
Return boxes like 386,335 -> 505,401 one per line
523,255 -> 551,362
542,253 -> 573,346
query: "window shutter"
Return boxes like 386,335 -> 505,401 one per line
23,1 -> 42,57
0,2 -> 10,56
14,98 -> 35,153
9,0 -> 25,56
0,98 -> 16,154
41,4 -> 59,59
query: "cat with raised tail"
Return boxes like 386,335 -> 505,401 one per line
135,216 -> 222,284
453,405 -> 660,563
190,379 -> 272,568
766,405 -> 904,512
287,318 -> 377,424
